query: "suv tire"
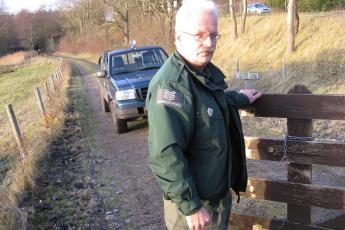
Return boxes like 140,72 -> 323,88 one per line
111,104 -> 127,133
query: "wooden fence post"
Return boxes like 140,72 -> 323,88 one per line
54,73 -> 59,86
282,58 -> 286,79
34,87 -> 46,118
50,75 -> 56,93
236,57 -> 240,73
44,81 -> 51,103
287,84 -> 313,224
6,104 -> 25,159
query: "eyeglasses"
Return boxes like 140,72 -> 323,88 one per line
179,31 -> 221,42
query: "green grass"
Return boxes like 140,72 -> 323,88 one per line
0,62 -> 58,156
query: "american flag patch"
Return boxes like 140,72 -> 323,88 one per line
157,88 -> 182,108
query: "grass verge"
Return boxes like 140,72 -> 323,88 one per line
0,59 -> 70,230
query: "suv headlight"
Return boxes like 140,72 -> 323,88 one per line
115,89 -> 136,101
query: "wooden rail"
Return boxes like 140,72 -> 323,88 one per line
230,85 -> 345,229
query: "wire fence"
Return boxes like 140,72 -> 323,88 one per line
0,56 -> 68,186
226,57 -> 345,92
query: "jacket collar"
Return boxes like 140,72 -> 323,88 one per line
174,51 -> 227,92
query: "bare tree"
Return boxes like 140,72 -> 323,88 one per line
96,0 -> 132,45
241,0 -> 247,33
58,0 -> 98,35
285,0 -> 299,34
0,0 -> 6,13
287,0 -> 296,53
15,10 -> 35,49
0,3 -> 18,54
136,0 -> 180,46
293,0 -> 299,35
229,0 -> 237,40
0,0 -> 6,33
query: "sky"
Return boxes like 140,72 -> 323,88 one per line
4,0 -> 58,13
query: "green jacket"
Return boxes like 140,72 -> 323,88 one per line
146,52 -> 249,216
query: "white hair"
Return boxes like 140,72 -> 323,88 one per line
175,0 -> 219,32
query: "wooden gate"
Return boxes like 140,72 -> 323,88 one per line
230,85 -> 345,229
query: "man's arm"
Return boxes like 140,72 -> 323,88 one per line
239,89 -> 262,104
147,80 -> 202,216
225,89 -> 262,106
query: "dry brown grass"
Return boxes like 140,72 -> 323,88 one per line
0,60 -> 70,229
214,13 -> 345,94
0,52 -> 37,67
0,187 -> 27,230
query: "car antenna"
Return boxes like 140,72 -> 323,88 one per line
129,40 -> 136,49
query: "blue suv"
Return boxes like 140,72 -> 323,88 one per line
97,45 -> 168,133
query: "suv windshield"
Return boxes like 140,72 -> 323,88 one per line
110,48 -> 168,75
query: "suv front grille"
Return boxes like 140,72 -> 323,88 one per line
137,87 -> 148,100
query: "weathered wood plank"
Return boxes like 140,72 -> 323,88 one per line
243,178 -> 345,210
245,137 -> 345,167
317,213 -> 345,229
243,94 -> 345,120
230,212 -> 330,230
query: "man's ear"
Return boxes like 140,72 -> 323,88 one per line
175,33 -> 181,48
175,33 -> 181,42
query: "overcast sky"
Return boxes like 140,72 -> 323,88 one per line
4,0 -> 58,13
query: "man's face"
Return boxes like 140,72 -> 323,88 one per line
175,11 -> 218,70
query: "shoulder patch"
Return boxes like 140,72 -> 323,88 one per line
157,88 -> 183,108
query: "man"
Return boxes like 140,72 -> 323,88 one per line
146,0 -> 261,229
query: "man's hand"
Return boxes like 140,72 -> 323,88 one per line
186,207 -> 211,230
239,89 -> 262,104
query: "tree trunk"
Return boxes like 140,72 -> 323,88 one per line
241,0 -> 247,34
124,7 -> 129,45
229,0 -> 237,40
293,0 -> 299,35
287,0 -> 295,53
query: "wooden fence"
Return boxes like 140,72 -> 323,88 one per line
230,85 -> 345,229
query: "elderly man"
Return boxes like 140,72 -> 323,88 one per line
146,0 -> 261,229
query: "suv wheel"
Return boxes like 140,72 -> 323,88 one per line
111,105 -> 127,133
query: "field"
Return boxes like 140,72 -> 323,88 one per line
0,52 -> 71,229
214,12 -> 345,94
0,62 -> 58,158
211,13 -> 345,140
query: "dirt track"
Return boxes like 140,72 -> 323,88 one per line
21,59 -> 164,230
76,60 -> 165,229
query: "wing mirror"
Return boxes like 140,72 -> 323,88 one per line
97,70 -> 106,78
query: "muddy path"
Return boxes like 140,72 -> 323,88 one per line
21,59 -> 164,229
75,59 -> 164,229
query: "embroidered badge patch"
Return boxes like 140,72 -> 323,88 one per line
207,108 -> 213,117
157,88 -> 183,108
